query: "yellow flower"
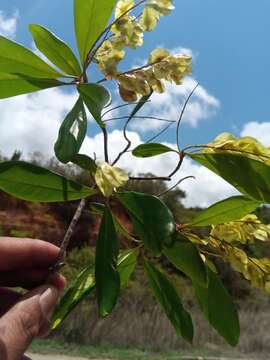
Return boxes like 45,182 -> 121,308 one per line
115,0 -> 134,19
95,162 -> 129,197
205,133 -> 270,164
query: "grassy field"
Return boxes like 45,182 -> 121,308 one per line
30,339 -> 259,360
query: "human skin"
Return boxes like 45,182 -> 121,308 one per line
0,237 -> 66,360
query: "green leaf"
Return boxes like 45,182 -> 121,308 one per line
51,249 -> 137,329
190,153 -> 270,204
132,143 -> 176,158
51,265 -> 95,329
193,266 -> 240,346
95,206 -> 120,317
144,259 -> 193,342
54,97 -> 87,164
0,73 -> 64,99
118,249 -> 138,288
0,35 -> 63,78
191,195 -> 260,227
0,161 -> 95,202
72,154 -> 97,173
74,0 -> 117,63
90,202 -> 136,242
29,24 -> 81,76
117,192 -> 175,256
164,234 -> 207,286
78,83 -> 111,128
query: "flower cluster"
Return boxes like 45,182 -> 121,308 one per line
204,132 -> 270,164
117,48 -> 192,101
210,214 -> 270,245
95,0 -> 191,101
95,162 -> 129,197
182,224 -> 270,293
207,236 -> 270,293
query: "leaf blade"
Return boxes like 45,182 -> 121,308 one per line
78,83 -> 111,128
0,35 -> 63,78
144,259 -> 193,342
74,0 -> 117,63
132,143 -> 176,158
29,24 -> 81,76
117,191 -> 175,256
0,73 -> 64,99
51,265 -> 95,329
164,234 -> 207,286
54,97 -> 87,164
0,161 -> 95,202
191,195 -> 260,226
190,153 -> 270,203
193,266 -> 240,346
95,206 -> 120,317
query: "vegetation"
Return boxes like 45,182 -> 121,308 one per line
1,0 -> 270,353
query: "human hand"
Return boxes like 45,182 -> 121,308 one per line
0,237 -> 66,360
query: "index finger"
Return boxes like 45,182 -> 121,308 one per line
0,237 -> 60,271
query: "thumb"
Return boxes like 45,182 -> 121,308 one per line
0,285 -> 59,360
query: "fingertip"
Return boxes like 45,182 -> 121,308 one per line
48,273 -> 67,291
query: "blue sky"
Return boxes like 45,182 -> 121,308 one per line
0,0 -> 269,206
2,0 -> 270,145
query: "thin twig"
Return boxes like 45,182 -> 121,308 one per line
129,176 -> 171,181
158,176 -> 195,197
50,199 -> 87,272
102,100 -> 151,118
112,93 -> 152,165
176,83 -> 199,152
168,151 -> 186,178
102,127 -> 109,162
104,116 -> 175,123
145,122 -> 175,143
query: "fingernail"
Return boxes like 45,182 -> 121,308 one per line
39,286 -> 59,319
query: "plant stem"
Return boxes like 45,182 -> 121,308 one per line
129,176 -> 171,181
102,126 -> 109,162
50,198 -> 86,272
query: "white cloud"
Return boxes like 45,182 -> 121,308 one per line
0,10 -> 19,38
81,130 -> 237,207
0,87 -> 235,207
129,77 -> 220,132
240,121 -> 270,146
0,88 -> 77,158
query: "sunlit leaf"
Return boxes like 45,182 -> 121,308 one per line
144,258 -> 193,342
0,73 -> 64,99
0,161 -> 95,202
117,192 -> 175,256
51,265 -> 95,329
78,83 -> 111,128
190,153 -> 270,203
118,249 -> 138,287
0,35 -> 62,78
52,248 -> 137,329
191,195 -> 260,227
132,143 -> 176,158
54,97 -> 87,164
193,266 -> 240,346
164,233 -> 207,286
74,0 -> 117,63
95,206 -> 120,317
29,24 -> 81,76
